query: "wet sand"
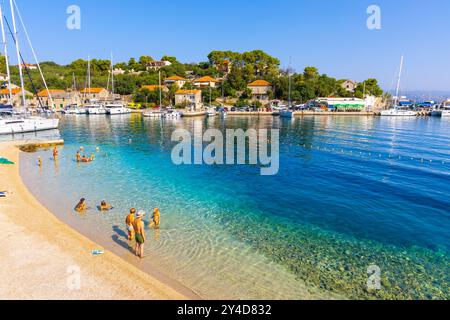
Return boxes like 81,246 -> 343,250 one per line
0,141 -> 193,300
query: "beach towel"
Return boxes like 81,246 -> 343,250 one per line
0,157 -> 14,165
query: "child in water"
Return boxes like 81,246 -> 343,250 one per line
75,198 -> 87,212
99,200 -> 113,211
52,147 -> 58,160
149,208 -> 161,229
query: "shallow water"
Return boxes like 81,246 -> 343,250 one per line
20,114 -> 450,299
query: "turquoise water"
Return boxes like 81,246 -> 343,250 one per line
20,114 -> 449,299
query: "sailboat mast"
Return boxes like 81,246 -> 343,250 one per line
9,0 -> 26,108
288,58 -> 292,107
395,55 -> 404,106
0,5 -> 12,105
88,55 -> 91,97
110,52 -> 114,98
158,70 -> 162,107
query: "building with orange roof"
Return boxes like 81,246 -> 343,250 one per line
80,87 -> 109,101
164,75 -> 188,88
33,89 -> 77,111
141,85 -> 169,92
247,80 -> 272,103
175,89 -> 202,110
194,76 -> 219,88
0,87 -> 33,107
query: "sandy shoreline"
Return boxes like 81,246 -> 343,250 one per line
0,141 -> 193,300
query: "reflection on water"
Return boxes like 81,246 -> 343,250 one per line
0,129 -> 61,143
20,114 -> 450,299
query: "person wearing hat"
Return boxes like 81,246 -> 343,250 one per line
133,210 -> 146,258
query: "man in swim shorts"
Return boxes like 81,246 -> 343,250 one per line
133,210 -> 146,258
76,151 -> 81,162
125,208 -> 136,240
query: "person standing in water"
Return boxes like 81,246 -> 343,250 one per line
52,147 -> 58,160
125,208 -> 136,241
133,211 -> 146,258
150,208 -> 161,229
76,151 -> 81,163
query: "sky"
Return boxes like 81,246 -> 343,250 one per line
3,0 -> 450,91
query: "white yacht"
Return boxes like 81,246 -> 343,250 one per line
206,107 -> 217,117
0,117 -> 59,135
143,110 -> 163,118
86,103 -> 107,115
431,100 -> 450,117
380,107 -> 417,116
381,56 -> 417,117
106,103 -> 131,115
163,109 -> 182,119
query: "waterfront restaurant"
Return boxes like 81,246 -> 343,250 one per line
315,97 -> 366,111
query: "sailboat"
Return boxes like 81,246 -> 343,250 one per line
380,56 -> 417,116
85,58 -> 106,115
280,60 -> 294,118
206,87 -> 216,116
105,53 -> 130,115
63,73 -> 82,114
431,101 -> 450,117
0,0 -> 58,135
143,70 -> 164,118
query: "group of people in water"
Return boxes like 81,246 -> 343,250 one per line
38,146 -> 98,167
75,198 -> 161,259
76,147 -> 96,163
40,145 -> 160,258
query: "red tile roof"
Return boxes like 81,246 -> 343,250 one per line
248,80 -> 272,86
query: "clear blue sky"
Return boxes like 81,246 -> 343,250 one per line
6,0 -> 450,91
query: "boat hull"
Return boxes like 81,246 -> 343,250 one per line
0,118 -> 59,135
380,109 -> 417,116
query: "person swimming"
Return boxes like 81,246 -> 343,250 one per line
149,208 -> 161,229
99,200 -> 113,211
75,198 -> 87,212
80,154 -> 94,163
125,208 -> 136,241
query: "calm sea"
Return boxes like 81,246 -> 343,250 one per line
20,114 -> 450,299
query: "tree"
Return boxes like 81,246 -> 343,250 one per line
354,78 -> 383,98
